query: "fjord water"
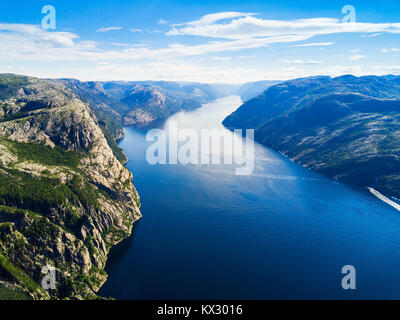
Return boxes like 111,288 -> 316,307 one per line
99,96 -> 400,299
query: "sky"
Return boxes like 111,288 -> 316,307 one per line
0,0 -> 399,83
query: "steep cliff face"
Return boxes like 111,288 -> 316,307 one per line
0,75 -> 141,299
122,87 -> 168,124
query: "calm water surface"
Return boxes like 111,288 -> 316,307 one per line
99,95 -> 400,299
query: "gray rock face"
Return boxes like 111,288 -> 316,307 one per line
0,75 -> 141,299
122,87 -> 167,125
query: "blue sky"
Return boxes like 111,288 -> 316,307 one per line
0,0 -> 399,83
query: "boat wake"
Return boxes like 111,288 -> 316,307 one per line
368,187 -> 400,212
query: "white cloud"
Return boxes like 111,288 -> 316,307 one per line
350,49 -> 360,53
167,13 -> 400,40
371,65 -> 400,74
0,22 -> 314,64
172,12 -> 255,28
294,42 -> 335,47
0,23 -> 79,47
210,56 -> 232,61
119,34 -> 313,59
381,48 -> 399,53
237,55 -> 255,59
1,10 -> 399,83
70,59 -> 267,83
361,32 -> 382,37
349,54 -> 366,61
130,28 -> 143,33
96,27 -> 122,32
2,12 -> 398,68
158,19 -> 168,25
283,59 -> 323,64
111,42 -> 147,47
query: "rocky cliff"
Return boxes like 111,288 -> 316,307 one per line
0,74 -> 141,299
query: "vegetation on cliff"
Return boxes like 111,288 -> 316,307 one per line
0,74 -> 141,299
223,75 -> 400,199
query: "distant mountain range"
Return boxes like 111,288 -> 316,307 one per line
55,80 -> 226,125
223,75 -> 400,200
53,79 -> 279,138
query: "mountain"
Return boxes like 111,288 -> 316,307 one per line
55,79 -> 282,130
55,79 -> 235,128
0,74 -> 141,299
119,81 -> 227,125
235,80 -> 282,102
223,75 -> 400,199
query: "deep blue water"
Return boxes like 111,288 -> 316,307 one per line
99,96 -> 400,299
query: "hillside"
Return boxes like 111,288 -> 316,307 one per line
55,79 -> 233,126
223,75 -> 400,199
0,74 -> 141,299
235,80 -> 282,102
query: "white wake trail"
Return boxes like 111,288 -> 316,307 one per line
368,187 -> 400,212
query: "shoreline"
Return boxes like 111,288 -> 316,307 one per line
368,187 -> 400,212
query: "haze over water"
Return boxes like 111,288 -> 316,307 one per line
99,96 -> 400,299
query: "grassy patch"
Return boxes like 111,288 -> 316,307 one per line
0,167 -> 75,215
0,167 -> 100,234
0,74 -> 30,100
0,253 -> 41,294
0,284 -> 31,300
1,139 -> 82,168
0,113 -> 31,123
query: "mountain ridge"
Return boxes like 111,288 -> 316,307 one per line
223,74 -> 400,200
52,78 -> 280,132
0,74 -> 141,299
